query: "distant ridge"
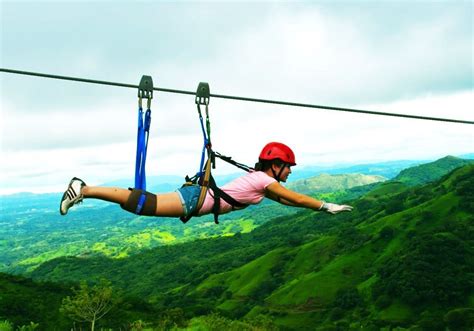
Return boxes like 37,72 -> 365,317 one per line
290,159 -> 423,180
287,173 -> 386,194
459,152 -> 474,159
394,155 -> 474,186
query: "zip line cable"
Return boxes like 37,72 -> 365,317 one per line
1,68 -> 473,125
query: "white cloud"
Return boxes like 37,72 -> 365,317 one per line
1,2 -> 472,194
211,5 -> 471,105
3,90 -> 472,194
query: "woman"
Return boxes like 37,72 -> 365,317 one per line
60,142 -> 353,217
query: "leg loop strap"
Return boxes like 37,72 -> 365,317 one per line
121,188 -> 157,216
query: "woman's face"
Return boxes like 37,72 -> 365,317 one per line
273,164 -> 292,182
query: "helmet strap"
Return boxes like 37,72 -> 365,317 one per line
271,164 -> 287,182
271,168 -> 280,182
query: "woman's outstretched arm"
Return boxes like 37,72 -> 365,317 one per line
265,182 -> 353,214
265,182 -> 323,210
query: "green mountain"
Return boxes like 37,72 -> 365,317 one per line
28,163 -> 474,330
394,155 -> 474,186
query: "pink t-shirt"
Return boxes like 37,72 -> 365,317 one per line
198,171 -> 277,215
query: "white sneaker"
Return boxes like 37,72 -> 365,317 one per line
60,177 -> 86,215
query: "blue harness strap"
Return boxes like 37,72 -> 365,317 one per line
136,192 -> 147,214
134,106 -> 151,214
135,106 -> 151,190
197,106 -> 208,178
132,75 -> 154,215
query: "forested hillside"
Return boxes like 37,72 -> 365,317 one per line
14,162 -> 473,330
394,155 -> 474,186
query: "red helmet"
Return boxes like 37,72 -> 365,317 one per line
259,142 -> 296,166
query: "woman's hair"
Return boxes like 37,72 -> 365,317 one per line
254,158 -> 285,171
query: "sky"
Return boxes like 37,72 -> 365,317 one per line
1,0 -> 473,194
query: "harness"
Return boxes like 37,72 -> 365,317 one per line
180,82 -> 254,224
131,77 -> 253,222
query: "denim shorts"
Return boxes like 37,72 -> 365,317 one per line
176,185 -> 202,216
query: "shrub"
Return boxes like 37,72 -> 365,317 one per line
16,323 -> 39,331
333,287 -> 363,309
158,308 -> 186,329
419,211 -> 434,223
315,325 -> 337,331
0,321 -> 39,331
329,307 -> 345,321
385,201 -> 404,214
199,313 -> 256,331
379,226 -> 395,240
417,311 -> 445,331
0,320 -> 13,331
244,314 -> 278,331
374,294 -> 391,309
444,308 -> 474,331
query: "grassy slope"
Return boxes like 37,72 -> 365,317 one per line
197,248 -> 285,297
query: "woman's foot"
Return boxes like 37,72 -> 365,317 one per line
60,177 -> 86,215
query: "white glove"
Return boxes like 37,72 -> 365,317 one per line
319,202 -> 353,215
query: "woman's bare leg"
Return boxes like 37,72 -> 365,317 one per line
155,193 -> 186,217
82,186 -> 131,205
81,186 -> 185,217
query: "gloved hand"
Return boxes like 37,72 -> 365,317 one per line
319,202 -> 353,215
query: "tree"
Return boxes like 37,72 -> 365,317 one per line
60,279 -> 115,331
